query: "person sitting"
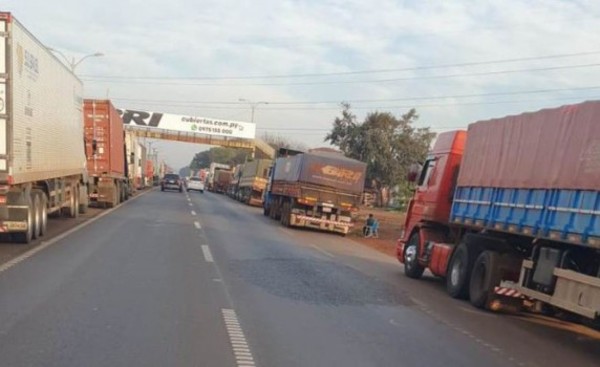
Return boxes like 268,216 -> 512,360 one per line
363,214 -> 379,238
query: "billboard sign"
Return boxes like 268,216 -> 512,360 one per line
117,109 -> 256,139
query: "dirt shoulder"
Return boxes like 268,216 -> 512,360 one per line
350,207 -> 405,258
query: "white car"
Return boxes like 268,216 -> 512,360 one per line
187,177 -> 205,193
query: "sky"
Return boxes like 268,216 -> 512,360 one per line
5,1 -> 600,169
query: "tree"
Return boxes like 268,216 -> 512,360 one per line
260,132 -> 308,152
179,166 -> 191,177
189,147 -> 249,170
325,103 -> 435,207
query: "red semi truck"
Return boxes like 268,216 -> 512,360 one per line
398,101 -> 600,322
84,100 -> 129,207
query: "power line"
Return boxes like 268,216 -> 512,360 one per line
112,94 -> 600,111
110,85 -> 600,106
81,63 -> 600,87
81,50 -> 600,81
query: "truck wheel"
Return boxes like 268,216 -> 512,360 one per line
15,197 -> 33,244
404,233 -> 425,279
31,193 -> 41,239
67,186 -> 80,218
78,185 -> 89,214
446,243 -> 475,299
107,184 -> 117,208
469,251 -> 502,309
37,192 -> 48,236
280,202 -> 291,227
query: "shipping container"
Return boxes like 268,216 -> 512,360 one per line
84,100 -> 125,176
83,100 -> 129,207
0,12 -> 89,243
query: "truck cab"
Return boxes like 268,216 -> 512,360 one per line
398,131 -> 467,263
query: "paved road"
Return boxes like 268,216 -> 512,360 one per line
0,190 -> 598,367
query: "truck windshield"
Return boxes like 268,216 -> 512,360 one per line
418,158 -> 436,187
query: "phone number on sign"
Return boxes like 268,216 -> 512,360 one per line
191,125 -> 234,135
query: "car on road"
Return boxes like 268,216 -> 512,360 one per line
161,173 -> 183,192
187,177 -> 205,193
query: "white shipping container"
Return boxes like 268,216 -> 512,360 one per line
125,130 -> 139,181
0,13 -> 86,184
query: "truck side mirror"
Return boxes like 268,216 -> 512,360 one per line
92,139 -> 98,154
130,152 -> 135,164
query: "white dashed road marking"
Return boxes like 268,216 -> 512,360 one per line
201,245 -> 214,262
188,203 -> 193,207
194,221 -> 201,229
191,210 -> 197,216
222,309 -> 256,367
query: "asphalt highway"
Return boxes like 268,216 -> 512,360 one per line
0,189 -> 598,367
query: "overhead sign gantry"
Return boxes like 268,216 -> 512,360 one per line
117,109 -> 275,158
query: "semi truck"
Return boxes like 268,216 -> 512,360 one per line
238,159 -> 272,206
214,170 -> 233,194
263,148 -> 367,235
124,130 -> 139,195
124,131 -> 148,192
206,163 -> 230,191
136,143 -> 147,189
397,101 -> 600,322
0,12 -> 89,243
84,100 -> 129,208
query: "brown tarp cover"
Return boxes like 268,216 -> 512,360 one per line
457,100 -> 600,189
274,152 -> 367,194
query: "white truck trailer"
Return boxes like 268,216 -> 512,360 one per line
0,12 -> 89,243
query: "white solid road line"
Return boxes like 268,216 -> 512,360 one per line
201,245 -> 214,262
222,309 -> 256,367
194,221 -> 201,229
0,189 -> 153,275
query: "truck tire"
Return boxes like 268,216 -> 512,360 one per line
68,186 -> 80,218
446,242 -> 475,299
280,202 -> 291,227
404,233 -> 425,279
78,184 -> 89,214
107,184 -> 118,208
14,196 -> 33,244
31,192 -> 41,240
469,251 -> 502,309
269,201 -> 278,220
37,191 -> 48,237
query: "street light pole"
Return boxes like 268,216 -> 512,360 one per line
47,47 -> 104,72
238,98 -> 269,123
